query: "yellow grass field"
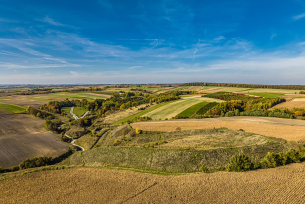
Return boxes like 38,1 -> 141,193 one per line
131,117 -> 305,142
142,97 -> 221,120
271,98 -> 305,110
2,164 -> 305,203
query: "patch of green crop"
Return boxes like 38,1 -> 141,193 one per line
176,102 -> 208,117
0,103 -> 26,113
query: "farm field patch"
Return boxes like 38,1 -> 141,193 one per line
142,97 -> 222,120
0,96 -> 46,108
113,100 -> 178,125
239,88 -> 302,94
177,101 -> 208,117
2,164 -> 305,203
131,116 -> 305,142
0,112 -> 68,168
0,102 -> 25,113
245,92 -> 284,98
271,98 -> 305,110
102,103 -> 148,124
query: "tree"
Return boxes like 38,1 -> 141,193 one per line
228,154 -> 254,172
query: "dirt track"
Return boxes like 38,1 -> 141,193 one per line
131,117 -> 305,142
1,164 -> 305,203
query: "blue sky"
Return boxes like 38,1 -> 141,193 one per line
1,0 -> 305,84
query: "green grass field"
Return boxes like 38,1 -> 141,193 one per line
142,97 -> 222,120
177,102 -> 209,117
0,102 -> 26,113
27,92 -> 107,101
113,100 -> 179,125
246,92 -> 284,98
62,106 -> 87,117
26,97 -> 51,102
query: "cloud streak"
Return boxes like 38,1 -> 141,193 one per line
292,13 -> 305,21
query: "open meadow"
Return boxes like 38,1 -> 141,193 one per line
0,111 -> 68,168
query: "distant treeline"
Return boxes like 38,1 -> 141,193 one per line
183,82 -> 305,90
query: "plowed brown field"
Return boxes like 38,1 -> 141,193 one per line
0,112 -> 68,168
131,117 -> 305,142
1,164 -> 305,203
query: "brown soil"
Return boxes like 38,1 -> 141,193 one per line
0,112 -> 68,168
2,164 -> 305,203
131,117 -> 305,142
0,95 -> 46,108
81,92 -> 111,98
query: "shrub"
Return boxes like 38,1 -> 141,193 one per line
286,149 -> 301,163
19,157 -> 52,169
175,126 -> 181,131
260,152 -> 287,168
135,128 -> 142,134
228,154 -> 254,172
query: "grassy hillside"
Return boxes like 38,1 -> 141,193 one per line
62,126 -> 291,173
113,100 -> 178,125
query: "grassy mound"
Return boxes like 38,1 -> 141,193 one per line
62,126 -> 292,173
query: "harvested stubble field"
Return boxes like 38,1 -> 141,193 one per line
0,112 -> 68,168
271,98 -> 305,110
2,164 -> 305,203
142,97 -> 221,120
0,95 -> 47,108
101,103 -> 149,124
131,116 -> 305,142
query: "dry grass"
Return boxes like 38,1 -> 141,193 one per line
161,132 -> 268,150
2,164 -> 305,203
0,112 -> 68,168
131,117 -> 305,142
271,98 -> 305,110
0,95 -> 47,108
102,104 -> 149,124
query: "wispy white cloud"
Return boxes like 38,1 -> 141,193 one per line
292,13 -> 305,20
0,63 -> 78,69
129,66 -> 142,69
42,16 -> 65,26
